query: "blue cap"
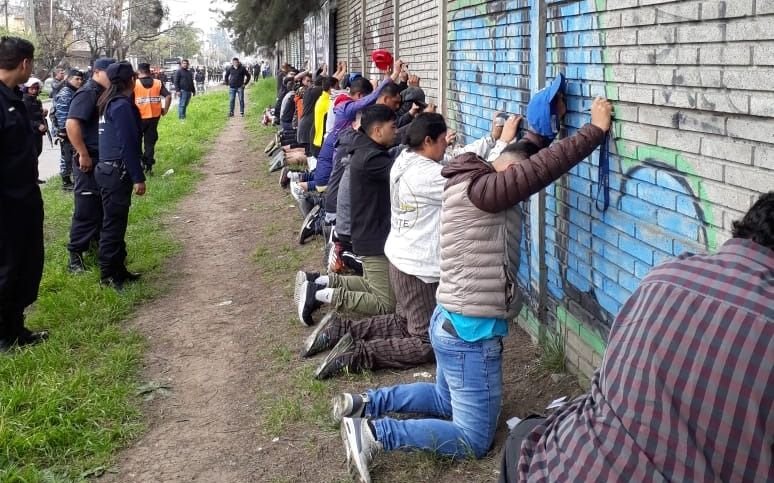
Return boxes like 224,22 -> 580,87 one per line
106,62 -> 134,83
93,57 -> 116,71
526,73 -> 566,142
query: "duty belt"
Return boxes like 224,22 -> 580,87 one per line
100,160 -> 124,169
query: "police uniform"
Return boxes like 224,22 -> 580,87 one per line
133,73 -> 169,173
0,79 -> 47,347
96,63 -> 145,288
66,76 -> 107,269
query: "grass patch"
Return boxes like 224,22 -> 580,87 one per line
0,90 -> 230,481
539,329 -> 567,373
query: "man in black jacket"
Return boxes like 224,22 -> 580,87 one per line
172,59 -> 195,120
224,57 -> 251,117
0,36 -> 49,351
297,105 -> 398,326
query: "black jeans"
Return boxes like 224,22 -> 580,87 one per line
141,118 -> 160,167
0,191 -> 44,338
67,152 -> 103,254
94,161 -> 133,279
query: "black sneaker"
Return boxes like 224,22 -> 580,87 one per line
301,311 -> 341,358
296,280 -> 322,326
100,275 -> 126,292
298,205 -> 321,245
67,252 -> 86,273
293,270 -> 320,308
16,329 -> 49,347
341,417 -> 381,483
120,269 -> 141,282
332,392 -> 368,423
229,112 -> 234,117
62,176 -> 74,191
314,333 -> 356,379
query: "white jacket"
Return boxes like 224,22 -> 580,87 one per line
445,135 -> 509,164
384,150 -> 445,281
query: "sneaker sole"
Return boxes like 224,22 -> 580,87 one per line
301,312 -> 336,358
293,271 -> 306,309
332,393 -> 352,423
341,418 -> 371,483
315,333 -> 353,379
296,280 -> 309,326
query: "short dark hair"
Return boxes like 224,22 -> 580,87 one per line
0,36 -> 34,70
500,139 -> 541,159
314,75 -> 325,87
232,57 -> 239,61
360,104 -> 397,135
321,76 -> 333,91
732,191 -> 774,251
349,77 -> 373,97
181,59 -> 189,63
137,63 -> 151,74
380,82 -> 401,99
404,113 -> 447,148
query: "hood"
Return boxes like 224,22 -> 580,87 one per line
391,149 -> 434,179
348,129 -> 387,156
24,77 -> 42,88
333,93 -> 350,108
337,127 -> 359,148
526,73 -> 565,142
440,152 -> 493,180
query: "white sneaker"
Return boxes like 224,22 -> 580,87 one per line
340,418 -> 381,483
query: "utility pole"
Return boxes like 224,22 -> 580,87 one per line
50,0 -> 53,29
5,0 -> 9,31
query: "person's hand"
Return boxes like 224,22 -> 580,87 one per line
78,152 -> 93,172
425,103 -> 437,113
399,71 -> 409,83
445,130 -> 457,144
133,182 -> 146,196
491,111 -> 504,140
500,115 -> 523,143
161,108 -> 168,116
409,103 -> 422,116
390,59 -> 404,80
298,182 -> 308,192
590,97 -> 614,132
38,124 -> 47,133
408,75 -> 420,87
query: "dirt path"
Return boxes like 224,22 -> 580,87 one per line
104,101 -> 582,483
103,112 -> 266,482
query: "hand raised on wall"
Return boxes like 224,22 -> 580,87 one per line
590,97 -> 614,132
500,115 -> 523,144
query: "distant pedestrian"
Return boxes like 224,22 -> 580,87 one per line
0,36 -> 49,351
65,57 -> 115,273
95,61 -> 146,290
224,57 -> 251,117
134,62 -> 171,175
172,59 -> 195,120
53,68 -> 84,190
194,67 -> 205,93
49,67 -> 65,98
21,77 -> 48,164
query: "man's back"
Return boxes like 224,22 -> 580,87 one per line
520,238 -> 774,482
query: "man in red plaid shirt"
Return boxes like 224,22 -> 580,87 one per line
501,191 -> 774,483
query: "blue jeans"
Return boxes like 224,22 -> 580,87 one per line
229,87 -> 245,114
368,306 -> 504,458
178,90 -> 192,119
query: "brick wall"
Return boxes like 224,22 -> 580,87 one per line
335,0 -> 350,66
277,0 -> 774,381
364,0 -> 395,79
349,0 -> 364,74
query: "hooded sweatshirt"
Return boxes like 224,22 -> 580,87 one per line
348,130 -> 394,256
383,149 -> 446,280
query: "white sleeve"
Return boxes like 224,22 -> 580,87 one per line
486,140 -> 509,163
453,135 -> 495,159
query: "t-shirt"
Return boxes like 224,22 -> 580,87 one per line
67,79 -> 104,154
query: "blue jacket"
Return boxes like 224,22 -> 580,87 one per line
53,83 -> 77,133
98,96 -> 145,183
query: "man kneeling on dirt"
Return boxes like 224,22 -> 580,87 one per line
333,95 -> 614,483
499,191 -> 774,483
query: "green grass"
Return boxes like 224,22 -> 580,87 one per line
539,329 -> 567,373
0,90 -> 230,482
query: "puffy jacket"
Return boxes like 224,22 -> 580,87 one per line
383,150 -> 445,280
437,123 -> 605,318
53,83 -> 77,133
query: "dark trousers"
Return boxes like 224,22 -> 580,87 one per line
498,416 -> 547,483
0,192 -> 44,338
329,263 -> 438,370
67,153 -> 103,254
140,118 -> 160,167
94,161 -> 133,278
59,140 -> 73,177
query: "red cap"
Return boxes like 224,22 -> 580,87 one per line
371,49 -> 394,70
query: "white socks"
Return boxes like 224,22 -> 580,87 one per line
314,275 -> 330,287
315,288 -> 334,304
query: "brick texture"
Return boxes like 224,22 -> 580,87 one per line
397,0 -> 441,102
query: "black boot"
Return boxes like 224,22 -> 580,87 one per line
61,175 -> 74,191
68,252 -> 86,273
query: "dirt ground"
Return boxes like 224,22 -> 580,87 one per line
102,106 -> 582,482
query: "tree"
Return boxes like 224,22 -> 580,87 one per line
132,21 -> 202,66
219,0 -> 322,53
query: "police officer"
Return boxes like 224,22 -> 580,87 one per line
0,36 -> 49,350
53,68 -> 84,190
134,62 -> 171,175
95,61 -> 146,290
64,57 -> 115,272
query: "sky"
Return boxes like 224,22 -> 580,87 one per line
165,0 -> 232,33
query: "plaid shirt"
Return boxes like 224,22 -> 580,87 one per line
519,238 -> 774,482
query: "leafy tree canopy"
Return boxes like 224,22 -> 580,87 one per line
219,0 -> 322,52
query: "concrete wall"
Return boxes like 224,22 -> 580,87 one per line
275,0 -> 774,382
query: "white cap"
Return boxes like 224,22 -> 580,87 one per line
24,77 -> 42,87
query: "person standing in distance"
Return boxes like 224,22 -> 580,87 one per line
53,69 -> 84,190
95,61 -> 146,290
0,36 -> 49,351
173,59 -> 195,120
134,62 -> 171,175
224,57 -> 251,117
64,57 -> 115,273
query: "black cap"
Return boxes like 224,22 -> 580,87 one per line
137,62 -> 151,73
401,86 -> 427,108
93,57 -> 116,71
106,62 -> 134,83
68,68 -> 84,78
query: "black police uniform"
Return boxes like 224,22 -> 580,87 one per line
0,81 -> 45,342
66,79 -> 105,264
96,94 -> 144,284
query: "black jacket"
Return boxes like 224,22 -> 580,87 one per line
324,127 -> 359,213
0,82 -> 39,199
224,64 -> 251,88
173,68 -> 195,93
348,130 -> 394,257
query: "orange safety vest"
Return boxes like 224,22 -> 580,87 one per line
134,78 -> 163,119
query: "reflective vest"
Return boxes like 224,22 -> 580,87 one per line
134,79 -> 163,119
